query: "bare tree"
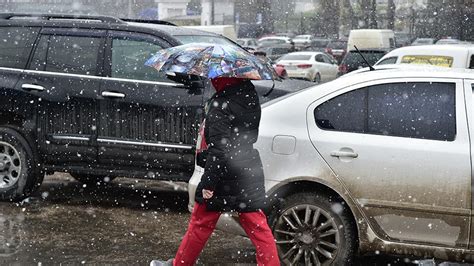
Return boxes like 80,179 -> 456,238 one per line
319,0 -> 340,37
387,0 -> 395,30
358,0 -> 377,28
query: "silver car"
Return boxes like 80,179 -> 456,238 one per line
189,66 -> 474,264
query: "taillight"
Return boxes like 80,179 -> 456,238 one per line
297,64 -> 312,69
325,48 -> 332,54
338,64 -> 348,74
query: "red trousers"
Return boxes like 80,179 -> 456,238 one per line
174,202 -> 280,266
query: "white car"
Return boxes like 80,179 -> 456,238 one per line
189,66 -> 474,264
275,52 -> 339,83
375,44 -> 474,69
292,34 -> 313,47
257,36 -> 292,48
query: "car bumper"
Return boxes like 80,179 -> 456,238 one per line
286,69 -> 313,80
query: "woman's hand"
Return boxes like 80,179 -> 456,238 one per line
202,189 -> 214,199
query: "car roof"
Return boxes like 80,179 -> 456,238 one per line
382,45 -> 474,57
0,13 -> 222,46
126,22 -> 218,37
264,66 -> 474,109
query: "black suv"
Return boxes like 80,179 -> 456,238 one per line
0,13 -> 310,201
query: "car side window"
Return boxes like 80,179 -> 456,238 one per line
315,82 -> 456,141
469,55 -> 474,69
389,38 -> 395,48
111,38 -> 165,81
377,57 -> 397,65
0,27 -> 39,69
315,88 -> 367,133
322,54 -> 334,64
315,54 -> 325,63
30,34 -> 101,75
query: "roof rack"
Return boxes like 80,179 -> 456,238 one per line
0,13 -> 124,24
120,18 -> 176,26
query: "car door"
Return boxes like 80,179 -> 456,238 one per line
307,78 -> 470,248
98,31 -> 204,180
19,28 -> 105,166
464,79 -> 474,249
321,53 -> 339,81
0,25 -> 40,133
314,54 -> 330,81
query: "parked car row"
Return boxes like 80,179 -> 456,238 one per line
0,13 -> 313,201
4,13 -> 474,264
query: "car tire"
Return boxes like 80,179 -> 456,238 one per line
313,73 -> 321,84
71,173 -> 116,186
271,192 -> 357,265
0,127 -> 44,201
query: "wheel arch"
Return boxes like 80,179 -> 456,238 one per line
0,111 -> 25,128
0,113 -> 41,166
264,177 -> 362,251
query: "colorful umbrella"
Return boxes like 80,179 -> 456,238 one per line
145,43 -> 280,81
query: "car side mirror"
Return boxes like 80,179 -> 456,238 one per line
166,72 -> 204,94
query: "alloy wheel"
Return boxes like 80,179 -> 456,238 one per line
274,204 -> 340,265
0,142 -> 21,189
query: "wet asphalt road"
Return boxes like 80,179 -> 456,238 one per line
0,173 -> 467,265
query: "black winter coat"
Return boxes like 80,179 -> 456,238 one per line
195,81 -> 266,212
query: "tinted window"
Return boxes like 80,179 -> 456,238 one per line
342,51 -> 386,71
469,55 -> 474,69
0,27 -> 39,69
111,38 -> 164,81
315,54 -> 325,63
31,35 -> 101,75
377,57 -> 397,65
368,83 -> 455,141
315,82 -> 456,141
315,89 -> 367,133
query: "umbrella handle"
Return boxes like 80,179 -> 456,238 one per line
263,80 -> 275,97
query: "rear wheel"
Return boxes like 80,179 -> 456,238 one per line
0,127 -> 43,201
313,73 -> 321,84
71,173 -> 116,186
272,192 -> 357,265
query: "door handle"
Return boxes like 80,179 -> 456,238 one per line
21,84 -> 45,92
330,150 -> 358,158
102,91 -> 125,99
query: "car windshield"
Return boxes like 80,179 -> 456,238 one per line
259,39 -> 287,46
312,40 -> 329,47
344,51 -> 386,65
328,41 -> 346,49
414,39 -> 433,44
175,35 -> 235,46
294,35 -> 310,40
279,54 -> 312,60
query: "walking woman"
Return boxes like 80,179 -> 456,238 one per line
151,77 -> 280,266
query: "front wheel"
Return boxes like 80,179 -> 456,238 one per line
0,127 -> 44,201
272,192 -> 357,265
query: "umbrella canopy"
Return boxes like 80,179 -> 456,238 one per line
145,43 -> 280,81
